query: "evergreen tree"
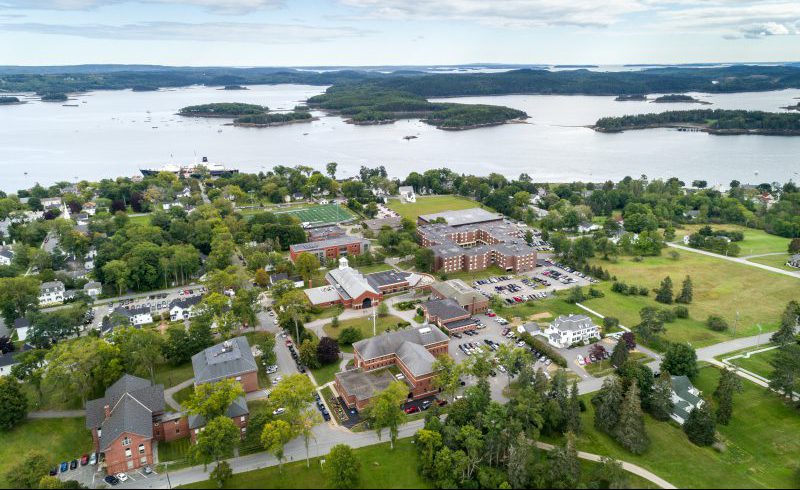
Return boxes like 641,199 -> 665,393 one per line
613,383 -> 650,455
648,371 -> 674,422
683,397 -> 716,446
655,276 -> 674,304
768,344 -> 800,400
771,301 -> 800,346
610,339 -> 629,368
675,275 -> 693,304
547,432 -> 581,489
592,377 -> 623,434
566,381 -> 582,436
714,368 -> 742,425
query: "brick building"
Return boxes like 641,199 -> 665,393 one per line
421,298 -> 478,335
289,236 -> 370,263
335,326 -> 450,409
417,208 -> 537,274
192,337 -> 260,393
430,279 -> 490,314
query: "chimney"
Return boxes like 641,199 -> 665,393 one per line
104,404 -> 111,419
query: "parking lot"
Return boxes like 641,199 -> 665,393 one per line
54,455 -> 161,489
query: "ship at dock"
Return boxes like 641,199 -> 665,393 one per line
140,157 -> 239,178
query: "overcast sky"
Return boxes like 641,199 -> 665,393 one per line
0,0 -> 798,66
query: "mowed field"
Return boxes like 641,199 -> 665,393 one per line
747,253 -> 799,272
274,203 -> 355,225
386,195 -> 485,221
585,252 -> 799,347
673,224 -> 791,256
0,417 -> 93,487
728,348 -> 779,379
563,366 -> 800,489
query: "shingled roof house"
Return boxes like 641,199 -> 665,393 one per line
192,337 -> 259,393
670,375 -> 704,425
544,314 -> 600,348
335,326 -> 449,410
85,375 -> 187,474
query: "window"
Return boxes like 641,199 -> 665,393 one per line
240,416 -> 246,422
138,444 -> 145,455
125,448 -> 132,458
121,437 -> 131,447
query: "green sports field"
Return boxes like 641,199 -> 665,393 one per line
274,203 -> 355,225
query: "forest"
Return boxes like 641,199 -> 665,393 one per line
233,111 -> 314,126
178,103 -> 267,117
594,109 -> 800,134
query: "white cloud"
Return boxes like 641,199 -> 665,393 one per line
0,0 -> 284,14
0,20 -> 367,43
654,1 -> 800,39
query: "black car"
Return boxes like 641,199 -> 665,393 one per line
49,467 -> 58,476
104,475 -> 120,486
322,412 -> 331,421
421,400 -> 432,410
69,460 -> 78,470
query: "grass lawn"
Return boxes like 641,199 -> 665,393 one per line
439,265 -> 513,283
560,365 -> 800,489
386,195 -> 485,221
127,213 -> 152,225
158,437 -> 192,464
172,384 -> 195,406
673,224 -> 790,256
586,252 -> 798,346
356,263 -> 394,274
727,348 -> 778,379
178,438 -> 431,489
494,295 -> 587,326
0,417 -> 93,487
153,362 -> 195,388
746,253 -> 798,271
584,351 -> 649,378
323,315 -> 410,350
310,361 -> 342,386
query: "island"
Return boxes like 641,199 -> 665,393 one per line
652,94 -> 711,104
178,102 -> 268,118
233,111 -> 315,127
782,102 -> 800,111
222,85 -> 248,90
39,92 -> 68,102
307,85 -> 527,130
615,94 -> 648,101
0,96 -> 23,105
594,109 -> 800,135
132,85 -> 159,92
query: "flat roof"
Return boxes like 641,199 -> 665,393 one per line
335,368 -> 397,402
418,207 -> 503,227
290,235 -> 367,253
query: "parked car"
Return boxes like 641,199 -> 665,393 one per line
69,460 -> 78,470
404,406 -> 420,414
80,454 -> 89,466
115,472 -> 129,482
437,399 -> 448,407
60,462 -> 68,473
421,400 -> 433,410
143,466 -> 153,475
49,468 -> 58,476
273,408 -> 286,416
104,475 -> 120,486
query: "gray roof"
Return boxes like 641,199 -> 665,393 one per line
84,374 -> 165,451
432,279 -> 487,307
365,269 -> 414,290
289,235 -> 367,253
304,285 -> 342,305
551,314 -> 596,332
192,337 -> 258,385
83,281 -> 101,290
423,298 -> 469,323
396,341 -> 438,377
418,207 -> 503,227
188,396 -> 249,429
335,368 -> 397,402
326,267 -> 378,301
40,281 -> 65,293
0,247 -> 13,259
364,216 -> 402,231
671,375 -> 701,406
354,326 -> 448,364
169,295 -> 202,310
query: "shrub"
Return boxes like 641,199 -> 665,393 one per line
520,333 -> 567,368
706,315 -> 729,332
338,327 -> 362,345
674,306 -> 689,319
603,316 -> 620,329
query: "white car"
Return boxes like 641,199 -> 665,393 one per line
273,408 -> 285,416
115,473 -> 129,482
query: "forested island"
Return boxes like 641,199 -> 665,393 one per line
615,94 -> 647,101
594,109 -> 800,135
782,102 -> 800,111
307,85 -> 527,129
0,96 -> 22,104
232,111 -> 314,127
652,94 -> 711,104
39,93 -> 67,102
131,85 -> 158,92
178,102 -> 267,117
223,85 -> 247,90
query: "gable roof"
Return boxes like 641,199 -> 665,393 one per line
326,266 -> 379,301
354,326 -> 448,362
188,396 -> 249,429
192,337 -> 257,385
423,298 -> 469,323
551,314 -> 596,332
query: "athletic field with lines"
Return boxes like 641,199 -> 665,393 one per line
274,203 -> 355,225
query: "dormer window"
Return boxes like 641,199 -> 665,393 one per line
122,436 -> 131,447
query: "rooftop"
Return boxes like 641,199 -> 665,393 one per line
423,298 -> 470,323
418,207 -> 503,227
335,368 -> 398,402
290,235 -> 367,253
192,337 -> 258,385
551,314 -> 596,332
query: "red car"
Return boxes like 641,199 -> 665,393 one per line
436,400 -> 448,407
80,454 -> 89,466
487,312 -> 496,317
404,406 -> 420,414
285,339 -> 293,346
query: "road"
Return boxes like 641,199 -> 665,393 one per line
667,242 -> 800,279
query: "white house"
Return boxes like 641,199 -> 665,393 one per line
39,280 -> 65,306
670,375 -> 704,425
118,306 -> 154,327
13,317 -> 30,342
0,246 -> 13,266
83,281 -> 102,298
398,186 -> 416,203
787,254 -> 800,269
0,344 -> 32,377
544,314 -> 600,348
577,222 -> 601,233
169,296 -> 202,321
83,202 -> 97,216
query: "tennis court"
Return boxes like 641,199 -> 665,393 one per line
274,203 -> 355,225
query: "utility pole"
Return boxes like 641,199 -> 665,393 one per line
732,311 -> 739,337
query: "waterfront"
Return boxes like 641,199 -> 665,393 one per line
1,84 -> 800,191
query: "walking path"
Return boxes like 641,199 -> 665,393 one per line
667,242 -> 800,279
27,409 -> 85,419
535,442 -> 676,489
163,378 -> 193,411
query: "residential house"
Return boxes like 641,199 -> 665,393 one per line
577,221 -> 601,233
115,306 -> 154,327
670,375 -> 704,425
0,344 -> 32,376
544,314 -> 600,348
191,337 -> 259,393
169,296 -> 202,321
83,281 -> 102,298
83,202 -> 97,216
0,246 -> 13,266
13,317 -> 30,342
268,272 -> 304,289
39,280 -> 66,306
398,186 -> 416,203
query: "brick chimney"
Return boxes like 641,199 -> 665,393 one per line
104,404 -> 111,419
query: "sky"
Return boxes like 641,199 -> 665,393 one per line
0,0 -> 798,66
